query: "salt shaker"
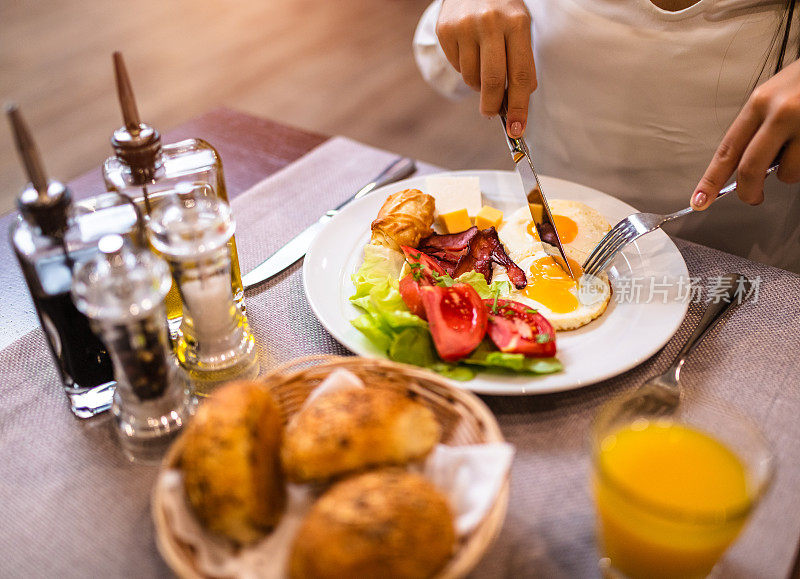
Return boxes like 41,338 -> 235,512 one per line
72,234 -> 196,462
148,183 -> 259,392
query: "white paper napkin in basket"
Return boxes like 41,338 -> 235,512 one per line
158,370 -> 514,578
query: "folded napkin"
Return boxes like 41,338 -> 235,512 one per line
231,136 -> 441,276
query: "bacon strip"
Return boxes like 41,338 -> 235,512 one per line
417,226 -> 527,289
417,226 -> 477,276
418,226 -> 479,252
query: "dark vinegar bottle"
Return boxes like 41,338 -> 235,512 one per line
7,104 -> 116,418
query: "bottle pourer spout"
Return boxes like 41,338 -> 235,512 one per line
113,51 -> 141,132
5,103 -> 49,197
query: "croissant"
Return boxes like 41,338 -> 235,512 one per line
370,189 -> 435,251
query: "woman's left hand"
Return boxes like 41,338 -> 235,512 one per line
691,58 -> 800,210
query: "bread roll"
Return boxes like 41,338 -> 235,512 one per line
281,388 -> 440,482
181,381 -> 285,544
289,469 -> 455,579
370,189 -> 435,251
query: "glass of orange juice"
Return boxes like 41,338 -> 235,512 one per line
591,395 -> 774,579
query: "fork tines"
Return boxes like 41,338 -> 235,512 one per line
582,221 -> 637,276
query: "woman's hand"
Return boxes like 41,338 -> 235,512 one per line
436,0 -> 536,138
692,59 -> 800,210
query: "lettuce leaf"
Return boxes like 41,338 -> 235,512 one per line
464,341 -> 563,375
350,247 -> 445,370
351,245 -> 405,295
454,271 -> 512,299
388,327 -> 475,381
349,246 -> 559,380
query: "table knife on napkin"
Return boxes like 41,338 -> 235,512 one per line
242,156 -> 416,289
498,100 -> 576,279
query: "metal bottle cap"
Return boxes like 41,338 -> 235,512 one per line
110,52 -> 162,179
5,103 -> 71,236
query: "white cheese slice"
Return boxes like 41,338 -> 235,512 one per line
425,176 -> 483,217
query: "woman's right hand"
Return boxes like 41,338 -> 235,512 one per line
436,0 -> 536,138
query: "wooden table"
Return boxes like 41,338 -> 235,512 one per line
3,108 -> 799,578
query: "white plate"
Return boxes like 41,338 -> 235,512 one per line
303,171 -> 689,395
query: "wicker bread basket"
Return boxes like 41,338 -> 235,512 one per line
152,355 -> 510,579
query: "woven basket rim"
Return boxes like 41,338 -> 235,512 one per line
152,355 -> 510,579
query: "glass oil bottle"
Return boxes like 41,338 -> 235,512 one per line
148,183 -> 259,393
101,52 -> 244,333
6,104 -> 116,418
72,234 -> 196,462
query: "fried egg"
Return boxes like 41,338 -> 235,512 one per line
494,201 -> 612,331
547,199 -> 611,264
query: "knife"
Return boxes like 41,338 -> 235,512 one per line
498,99 -> 576,279
242,156 -> 417,289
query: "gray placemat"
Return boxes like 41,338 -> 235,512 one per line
1,136 -> 798,578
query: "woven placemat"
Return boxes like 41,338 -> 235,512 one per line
471,241 -> 800,578
0,136 -> 798,578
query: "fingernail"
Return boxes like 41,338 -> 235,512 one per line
692,191 -> 707,208
510,122 -> 523,137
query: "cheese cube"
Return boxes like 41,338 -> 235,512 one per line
528,203 -> 544,223
439,208 -> 472,234
426,176 -> 482,216
475,205 -> 503,230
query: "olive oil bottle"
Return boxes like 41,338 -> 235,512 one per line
101,52 -> 244,332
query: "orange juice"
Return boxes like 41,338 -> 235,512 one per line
594,420 -> 751,579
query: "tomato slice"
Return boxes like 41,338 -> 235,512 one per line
399,274 -> 426,319
483,299 -> 556,357
398,246 -> 448,320
421,283 -> 487,362
400,245 -> 447,281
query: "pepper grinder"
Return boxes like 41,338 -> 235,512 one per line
148,182 -> 259,392
72,234 -> 196,462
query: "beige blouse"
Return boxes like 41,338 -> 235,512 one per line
415,0 -> 800,273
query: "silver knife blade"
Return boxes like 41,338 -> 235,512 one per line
498,102 -> 576,280
242,156 -> 416,289
241,219 -> 327,288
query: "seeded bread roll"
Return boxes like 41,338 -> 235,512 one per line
281,388 -> 440,483
370,189 -> 435,251
289,469 -> 456,579
181,381 -> 285,545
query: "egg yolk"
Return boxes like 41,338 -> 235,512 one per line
526,214 -> 579,244
524,256 -> 584,313
552,215 -> 578,243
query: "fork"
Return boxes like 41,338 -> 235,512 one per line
619,272 -> 751,416
582,162 -> 780,276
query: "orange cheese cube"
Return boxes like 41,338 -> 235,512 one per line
528,203 -> 544,223
475,205 -> 503,230
439,208 -> 472,234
